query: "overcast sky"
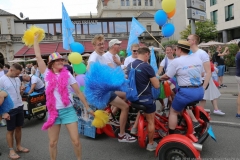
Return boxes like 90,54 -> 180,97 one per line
0,0 -> 97,19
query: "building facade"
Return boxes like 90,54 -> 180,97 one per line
0,0 -> 189,64
207,0 -> 240,42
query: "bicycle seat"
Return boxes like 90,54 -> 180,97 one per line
186,101 -> 199,107
131,103 -> 146,111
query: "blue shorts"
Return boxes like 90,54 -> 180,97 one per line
217,65 -> 225,77
172,87 -> 204,112
133,95 -> 156,114
54,107 -> 78,125
108,91 -> 117,103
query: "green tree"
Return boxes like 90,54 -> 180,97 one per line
162,40 -> 178,48
180,20 -> 218,43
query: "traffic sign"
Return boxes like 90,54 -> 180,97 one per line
187,8 -> 206,21
187,0 -> 206,11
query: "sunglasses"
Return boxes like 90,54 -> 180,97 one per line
96,43 -> 104,46
132,50 -> 137,52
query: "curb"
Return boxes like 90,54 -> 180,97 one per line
210,120 -> 240,127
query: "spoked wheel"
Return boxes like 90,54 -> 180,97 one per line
158,142 -> 196,160
36,112 -> 46,120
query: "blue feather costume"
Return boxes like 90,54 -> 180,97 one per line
0,90 -> 14,115
84,62 -> 127,109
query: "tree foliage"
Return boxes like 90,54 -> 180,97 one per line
180,20 -> 218,43
162,40 -> 178,48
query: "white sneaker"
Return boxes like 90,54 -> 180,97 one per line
213,110 -> 225,115
0,119 -> 6,127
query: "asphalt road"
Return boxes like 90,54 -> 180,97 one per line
0,97 -> 240,160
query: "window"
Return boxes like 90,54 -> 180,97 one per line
109,22 -> 114,33
225,4 -> 234,21
102,22 -> 108,33
76,24 -> 82,34
145,0 -> 148,6
49,23 -> 54,35
83,24 -> 88,34
127,21 -> 131,33
89,22 -> 102,34
149,0 -> 153,6
126,0 -> 130,6
146,25 -> 151,32
121,0 -> 125,6
35,24 -> 48,35
0,22 -> 2,34
210,10 -> 218,24
115,22 -> 127,33
133,0 -> 137,6
55,23 -> 61,35
210,0 -> 217,6
138,0 -> 141,6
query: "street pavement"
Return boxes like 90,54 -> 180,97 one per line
0,75 -> 239,160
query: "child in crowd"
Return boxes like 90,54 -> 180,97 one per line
212,62 -> 219,81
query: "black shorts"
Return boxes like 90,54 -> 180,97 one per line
6,105 -> 24,131
108,91 -> 117,103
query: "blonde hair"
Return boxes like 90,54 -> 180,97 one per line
91,34 -> 105,45
131,43 -> 140,49
191,34 -> 200,44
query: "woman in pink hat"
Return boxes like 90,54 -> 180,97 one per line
33,34 -> 92,160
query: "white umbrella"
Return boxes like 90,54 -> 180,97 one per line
149,46 -> 162,52
26,58 -> 46,62
82,53 -> 91,57
205,41 -> 225,46
8,59 -> 25,63
198,42 -> 209,48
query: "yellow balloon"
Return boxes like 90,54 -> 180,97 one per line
162,0 -> 176,13
68,52 -> 82,64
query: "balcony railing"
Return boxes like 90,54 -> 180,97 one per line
0,34 -> 12,42
9,32 -> 162,43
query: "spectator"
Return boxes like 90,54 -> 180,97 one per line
213,46 -> 230,88
235,41 -> 240,118
3,64 -> 10,74
31,63 -> 40,77
62,55 -> 73,75
22,74 -> 45,94
0,63 -> 4,77
0,63 -> 29,159
124,44 -> 140,67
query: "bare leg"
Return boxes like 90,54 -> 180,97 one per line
219,76 -> 223,85
168,107 -> 179,130
15,126 -> 29,152
186,109 -> 198,122
48,125 -> 61,160
7,130 -> 20,158
211,99 -> 219,110
132,112 -> 140,129
199,100 -> 206,108
145,113 -> 155,144
115,91 -> 126,101
110,97 -> 129,135
65,122 -> 81,160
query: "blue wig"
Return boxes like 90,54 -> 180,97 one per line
0,90 -> 14,115
84,62 -> 126,109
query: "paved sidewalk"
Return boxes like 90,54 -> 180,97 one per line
219,75 -> 238,95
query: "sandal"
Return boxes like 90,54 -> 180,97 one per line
16,147 -> 30,153
8,148 -> 20,160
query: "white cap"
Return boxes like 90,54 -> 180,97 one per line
109,39 -> 122,48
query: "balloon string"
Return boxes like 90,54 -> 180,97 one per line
145,30 -> 165,50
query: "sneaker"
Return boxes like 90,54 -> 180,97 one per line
218,86 -> 221,89
213,110 -> 225,115
221,84 -> 227,88
109,118 -> 120,127
236,113 -> 240,118
0,119 -> 6,127
130,127 -> 138,134
193,122 -> 201,129
146,141 -> 158,151
118,133 -> 137,143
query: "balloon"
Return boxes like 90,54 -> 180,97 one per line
76,74 -> 85,86
73,63 -> 86,74
167,8 -> 176,18
80,86 -> 85,92
162,0 -> 176,13
154,10 -> 167,26
70,42 -> 85,54
68,52 -> 82,64
162,23 -> 175,37
119,50 -> 126,57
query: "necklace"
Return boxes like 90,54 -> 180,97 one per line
7,76 -> 20,100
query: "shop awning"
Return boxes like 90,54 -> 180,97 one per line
14,40 -> 142,58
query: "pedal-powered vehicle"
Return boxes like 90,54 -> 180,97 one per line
131,101 -> 209,159
22,92 -> 47,120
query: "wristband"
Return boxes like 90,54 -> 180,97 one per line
87,108 -> 93,113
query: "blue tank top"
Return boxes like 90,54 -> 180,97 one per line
0,90 -> 14,114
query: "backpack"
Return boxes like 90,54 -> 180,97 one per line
126,62 -> 150,102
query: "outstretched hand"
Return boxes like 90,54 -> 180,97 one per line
34,33 -> 40,42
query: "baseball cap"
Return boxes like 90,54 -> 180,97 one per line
109,39 -> 122,48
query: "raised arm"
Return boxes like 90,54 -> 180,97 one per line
34,34 -> 47,74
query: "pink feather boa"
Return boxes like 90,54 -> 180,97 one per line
42,68 -> 70,130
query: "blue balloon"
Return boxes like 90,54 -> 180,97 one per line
162,23 -> 175,37
154,10 -> 167,26
70,42 -> 85,54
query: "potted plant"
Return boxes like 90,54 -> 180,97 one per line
225,44 -> 239,75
